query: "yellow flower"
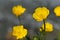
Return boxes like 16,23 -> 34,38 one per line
33,7 -> 49,21
12,5 -> 26,17
54,6 -> 60,16
40,22 -> 53,32
12,25 -> 27,39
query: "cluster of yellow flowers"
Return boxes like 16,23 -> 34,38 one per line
11,5 -> 60,39
12,5 -> 26,17
12,23 -> 53,39
12,25 -> 27,39
40,22 -> 53,32
12,5 -> 60,17
33,7 -> 49,21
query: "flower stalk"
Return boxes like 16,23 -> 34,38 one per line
40,20 -> 46,40
43,20 -> 46,40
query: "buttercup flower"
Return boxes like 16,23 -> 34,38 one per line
54,6 -> 60,16
33,7 -> 49,21
12,25 -> 27,39
12,5 -> 26,17
40,22 -> 53,32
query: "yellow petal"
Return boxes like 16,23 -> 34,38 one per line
33,7 -> 49,21
12,25 -> 28,39
54,6 -> 60,16
40,22 -> 53,32
12,5 -> 26,17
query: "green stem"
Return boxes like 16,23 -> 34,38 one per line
43,20 -> 46,32
43,20 -> 46,40
39,20 -> 46,40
